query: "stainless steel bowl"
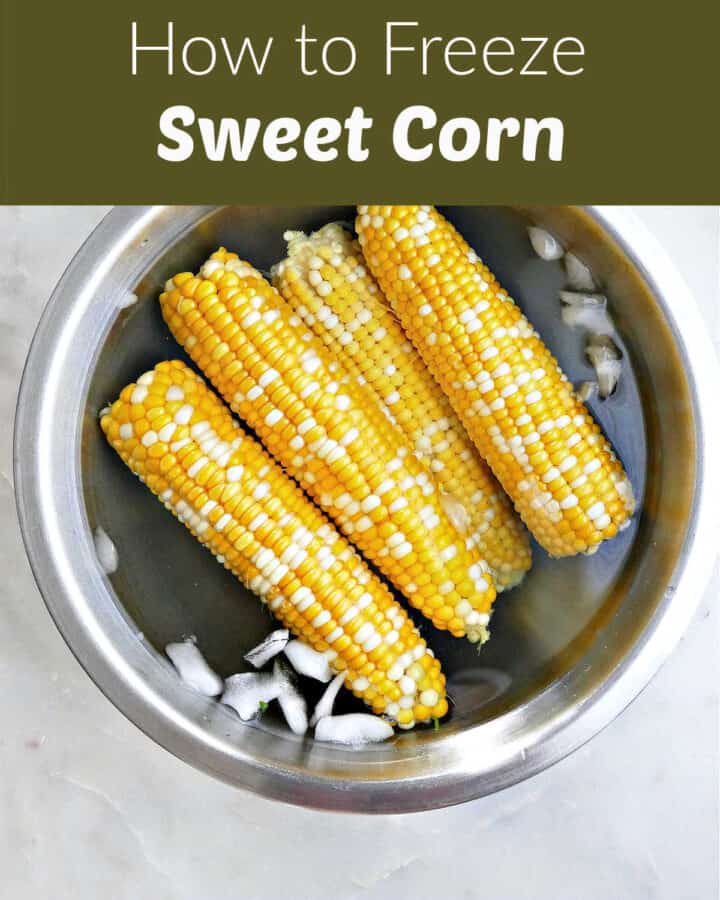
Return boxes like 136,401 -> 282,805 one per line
14,206 -> 719,812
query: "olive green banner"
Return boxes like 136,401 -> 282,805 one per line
1,0 -> 717,202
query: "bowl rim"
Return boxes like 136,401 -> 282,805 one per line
13,205 -> 720,813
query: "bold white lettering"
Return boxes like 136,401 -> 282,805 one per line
486,117 -> 521,161
438,118 -> 481,162
522,118 -> 564,161
344,106 -> 373,162
393,105 -> 436,162
198,117 -> 261,161
262,118 -> 302,161
157,105 -> 195,161
304,118 -> 343,161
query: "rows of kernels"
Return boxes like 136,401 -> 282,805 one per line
159,250 -> 496,641
356,206 -> 635,558
100,360 -> 447,726
273,224 -> 531,590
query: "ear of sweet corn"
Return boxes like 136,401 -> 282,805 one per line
100,360 -> 447,727
159,251 -> 495,642
355,206 -> 635,558
272,223 -> 531,590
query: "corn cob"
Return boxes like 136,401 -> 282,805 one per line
355,206 -> 635,557
100,360 -> 447,727
272,223 -> 531,590
159,250 -> 495,642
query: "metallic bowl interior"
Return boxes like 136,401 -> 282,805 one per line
14,206 -> 719,813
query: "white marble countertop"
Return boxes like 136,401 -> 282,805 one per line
1,207 -> 717,899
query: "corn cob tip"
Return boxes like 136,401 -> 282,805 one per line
200,248 -> 264,283
283,228 -> 316,256
280,223 -> 355,269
